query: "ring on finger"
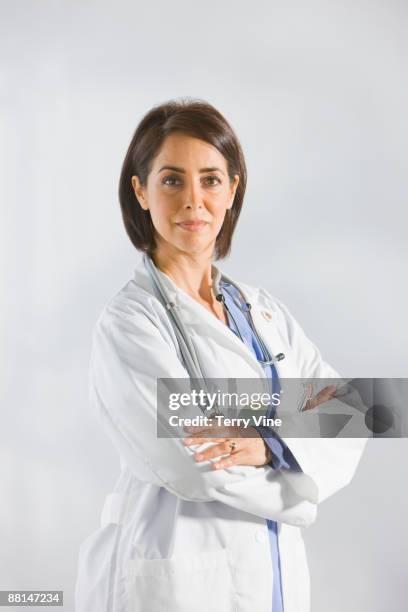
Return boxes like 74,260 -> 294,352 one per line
228,440 -> 237,453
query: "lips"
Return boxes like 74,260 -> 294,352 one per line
176,221 -> 208,231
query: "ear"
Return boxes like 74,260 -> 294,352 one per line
131,175 -> 148,210
227,174 -> 240,209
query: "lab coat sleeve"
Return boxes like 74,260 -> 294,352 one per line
253,424 -> 303,471
89,298 -> 318,527
260,288 -> 368,506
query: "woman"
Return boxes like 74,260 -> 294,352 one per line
75,98 -> 367,612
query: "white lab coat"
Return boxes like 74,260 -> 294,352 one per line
75,258 -> 367,612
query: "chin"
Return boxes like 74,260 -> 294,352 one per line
177,239 -> 214,256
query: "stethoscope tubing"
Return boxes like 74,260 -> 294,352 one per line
143,253 -> 281,416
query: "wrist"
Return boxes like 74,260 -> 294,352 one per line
263,442 -> 273,466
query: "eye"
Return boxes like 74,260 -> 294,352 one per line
162,175 -> 181,186
203,175 -> 221,186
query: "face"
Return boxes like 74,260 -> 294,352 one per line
131,132 -> 239,258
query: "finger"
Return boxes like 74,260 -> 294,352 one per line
313,385 -> 337,405
183,425 -> 233,438
301,383 -> 314,411
182,437 -> 227,446
212,451 -> 244,470
305,385 -> 337,410
193,440 -> 238,463
183,424 -> 212,434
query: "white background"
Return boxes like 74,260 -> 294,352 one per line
1,1 -> 407,610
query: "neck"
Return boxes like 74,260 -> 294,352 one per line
151,246 -> 216,304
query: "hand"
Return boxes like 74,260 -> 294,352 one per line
182,384 -> 338,469
301,384 -> 337,411
182,424 -> 272,470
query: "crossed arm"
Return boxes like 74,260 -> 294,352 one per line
182,383 -> 338,471
89,296 -> 367,527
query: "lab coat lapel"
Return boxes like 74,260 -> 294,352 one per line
219,268 -> 299,379
137,258 -> 299,381
249,299 -> 303,419
145,262 -> 266,377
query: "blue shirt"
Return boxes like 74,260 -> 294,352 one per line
220,280 -> 302,612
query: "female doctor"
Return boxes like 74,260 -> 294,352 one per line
75,98 -> 367,612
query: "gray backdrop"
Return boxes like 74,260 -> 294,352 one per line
1,1 -> 407,610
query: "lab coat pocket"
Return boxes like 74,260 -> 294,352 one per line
122,548 -> 235,612
75,523 -> 119,612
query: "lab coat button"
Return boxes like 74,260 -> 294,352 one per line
255,530 -> 267,543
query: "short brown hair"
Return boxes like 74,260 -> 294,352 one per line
118,97 -> 247,260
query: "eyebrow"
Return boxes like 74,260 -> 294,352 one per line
157,165 -> 225,175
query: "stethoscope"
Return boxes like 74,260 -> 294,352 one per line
143,253 -> 285,416
214,287 -> 285,367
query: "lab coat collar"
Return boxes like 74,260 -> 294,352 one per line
133,255 -> 296,380
136,254 -> 261,321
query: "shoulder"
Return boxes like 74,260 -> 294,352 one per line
95,279 -> 154,324
92,276 -> 175,348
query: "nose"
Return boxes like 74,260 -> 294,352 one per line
183,179 -> 204,211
